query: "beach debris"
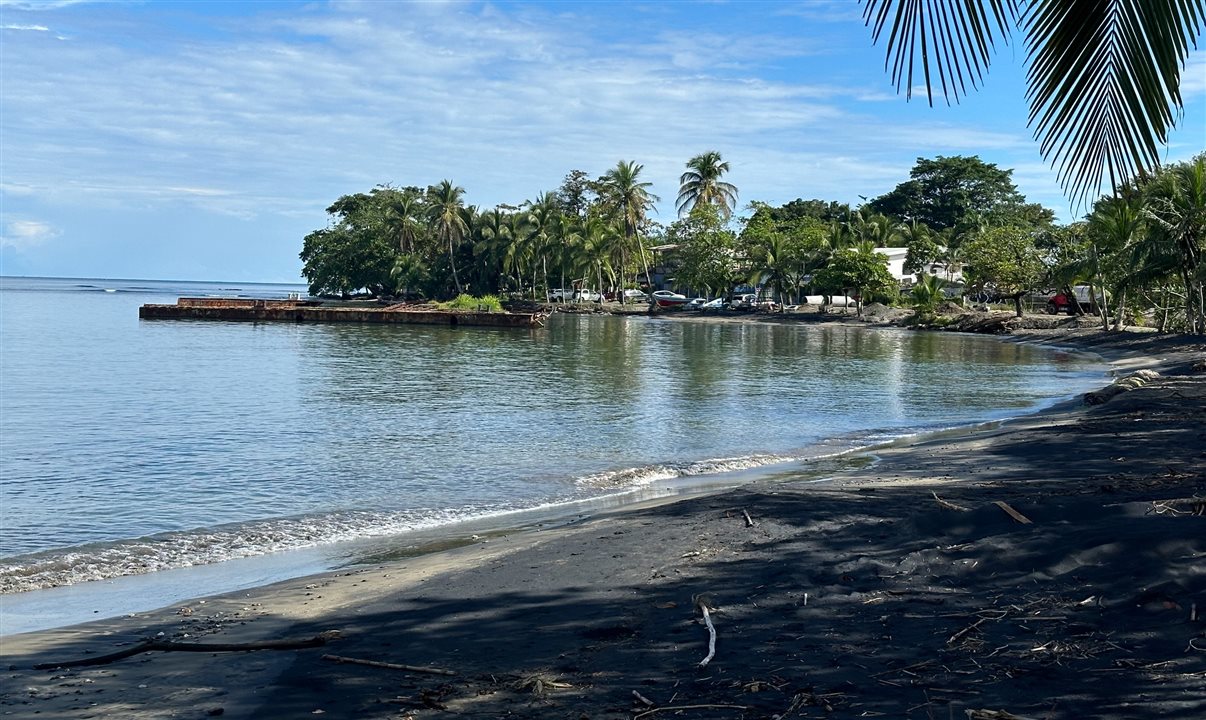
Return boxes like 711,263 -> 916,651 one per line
694,594 -> 718,668
513,674 -> 572,696
634,704 -> 750,719
992,501 -> 1033,524
632,689 -> 655,707
932,491 -> 971,512
742,508 -> 756,527
321,654 -> 456,676
966,711 -> 1037,720
1148,496 -> 1206,516
1084,369 -> 1161,405
33,630 -> 342,669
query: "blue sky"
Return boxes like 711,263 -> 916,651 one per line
2,1 -> 1203,283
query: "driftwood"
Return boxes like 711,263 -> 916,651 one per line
322,654 -> 456,676
34,631 -> 340,670
1149,497 -> 1206,516
742,509 -> 756,527
993,501 -> 1033,524
635,704 -> 750,719
694,595 -> 718,667
966,710 -> 1037,720
932,491 -> 971,512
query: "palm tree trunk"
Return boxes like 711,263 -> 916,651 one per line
1112,288 -> 1128,331
448,236 -> 462,295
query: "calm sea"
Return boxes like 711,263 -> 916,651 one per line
0,276 -> 1105,634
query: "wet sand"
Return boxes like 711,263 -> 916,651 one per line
2,322 -> 1203,719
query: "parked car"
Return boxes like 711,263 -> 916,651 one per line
652,290 -> 690,307
685,297 -> 709,309
699,297 -> 728,312
574,289 -> 602,302
620,289 -> 649,302
729,293 -> 758,310
549,288 -> 573,302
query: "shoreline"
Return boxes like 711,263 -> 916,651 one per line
1,324 -> 1203,719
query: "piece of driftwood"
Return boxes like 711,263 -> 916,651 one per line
1150,497 -> 1206,516
322,654 -> 456,676
932,491 -> 971,512
694,595 -> 718,668
632,690 -> 655,707
966,710 -> 1036,720
34,631 -> 340,670
992,501 -> 1033,524
742,509 -> 756,527
635,704 -> 750,719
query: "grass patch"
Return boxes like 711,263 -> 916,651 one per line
438,294 -> 504,312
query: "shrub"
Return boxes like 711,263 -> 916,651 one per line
439,294 -> 504,312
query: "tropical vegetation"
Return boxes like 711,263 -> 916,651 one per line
299,153 -> 1206,333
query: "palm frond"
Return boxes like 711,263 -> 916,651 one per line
1024,0 -> 1205,205
862,0 -> 1019,105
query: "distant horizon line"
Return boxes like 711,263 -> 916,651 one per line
0,274 -> 308,286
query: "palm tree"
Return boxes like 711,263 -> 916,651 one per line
677,151 -> 739,218
386,191 -> 424,255
474,208 -> 513,294
600,160 -> 660,300
427,180 -> 469,295
1143,158 -> 1206,332
748,233 -> 795,311
862,0 -> 1205,204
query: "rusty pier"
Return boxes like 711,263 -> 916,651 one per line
139,298 -> 547,328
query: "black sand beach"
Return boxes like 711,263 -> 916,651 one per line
2,320 -> 1204,720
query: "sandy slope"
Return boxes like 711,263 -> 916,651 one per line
1,325 -> 1203,720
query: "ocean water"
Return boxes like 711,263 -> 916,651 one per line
0,276 -> 1106,633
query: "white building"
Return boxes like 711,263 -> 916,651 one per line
874,247 -> 963,287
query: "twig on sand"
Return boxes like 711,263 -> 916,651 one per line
694,594 -> 718,667
965,710 -> 1037,720
947,617 -> 990,646
322,654 -> 456,676
634,704 -> 749,719
932,492 -> 971,512
34,631 -> 341,670
742,508 -> 756,527
632,690 -> 655,707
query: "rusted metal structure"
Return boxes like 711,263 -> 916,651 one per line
139,298 -> 547,328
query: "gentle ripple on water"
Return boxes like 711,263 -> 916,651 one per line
0,277 -> 1108,594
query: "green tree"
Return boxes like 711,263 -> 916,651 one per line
600,160 -> 660,300
862,1 -> 1205,203
963,226 -> 1047,317
669,204 -> 740,297
814,245 -> 896,316
426,180 -> 470,296
869,156 -> 1050,235
677,151 -> 739,219
1142,156 -> 1206,332
299,187 -> 405,297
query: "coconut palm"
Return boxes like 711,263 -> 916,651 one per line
862,0 -> 1205,204
474,208 -> 513,293
386,191 -> 424,255
600,160 -> 660,298
427,180 -> 469,295
1142,158 -> 1206,332
677,151 -> 739,218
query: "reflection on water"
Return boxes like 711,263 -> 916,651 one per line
0,278 -> 1106,595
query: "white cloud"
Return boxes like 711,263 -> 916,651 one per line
2,23 -> 50,31
1,220 -> 59,250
